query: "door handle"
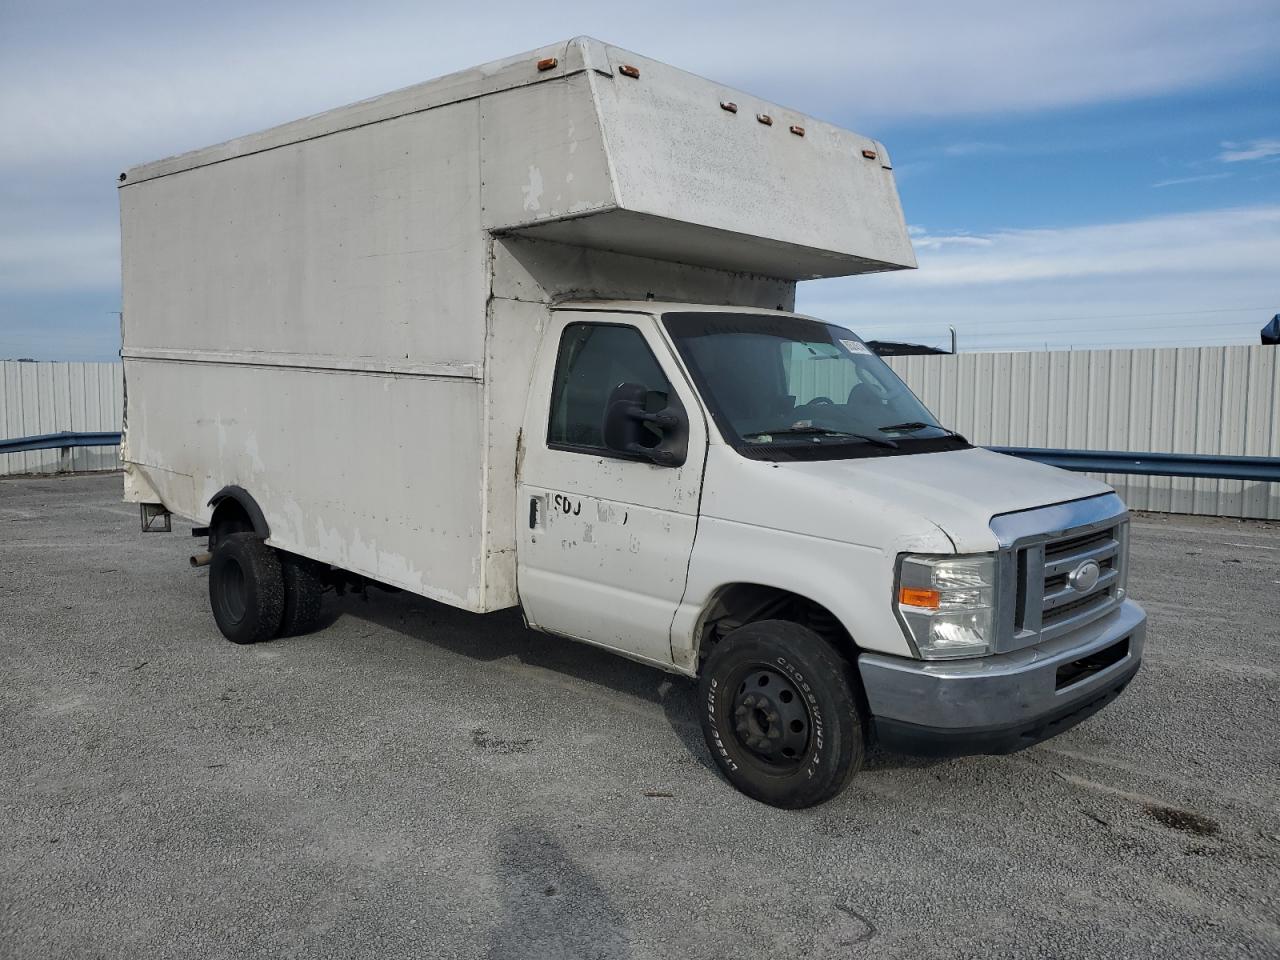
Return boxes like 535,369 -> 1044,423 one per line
529,496 -> 539,529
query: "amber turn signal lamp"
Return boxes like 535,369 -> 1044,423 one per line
899,587 -> 941,609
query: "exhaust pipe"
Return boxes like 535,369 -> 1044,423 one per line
189,552 -> 211,568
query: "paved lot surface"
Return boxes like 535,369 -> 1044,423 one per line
2,473 -> 1278,959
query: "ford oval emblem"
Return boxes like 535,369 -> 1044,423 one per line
1068,559 -> 1101,593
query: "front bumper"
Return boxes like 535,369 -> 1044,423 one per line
859,599 -> 1146,757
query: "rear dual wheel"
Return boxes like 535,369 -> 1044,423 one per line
699,620 -> 865,809
278,554 -> 325,638
208,533 -> 324,643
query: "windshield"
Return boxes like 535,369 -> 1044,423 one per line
663,311 -> 968,461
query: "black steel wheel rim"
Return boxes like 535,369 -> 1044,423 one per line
728,664 -> 812,770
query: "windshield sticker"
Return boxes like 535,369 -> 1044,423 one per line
840,339 -> 872,356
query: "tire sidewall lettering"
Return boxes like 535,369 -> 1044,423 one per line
770,654 -> 828,778
705,676 -> 737,770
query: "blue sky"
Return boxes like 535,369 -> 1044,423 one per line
1,0 -> 1278,359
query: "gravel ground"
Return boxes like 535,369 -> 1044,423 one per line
1,473 -> 1278,960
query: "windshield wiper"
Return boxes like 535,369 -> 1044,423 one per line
744,426 -> 898,449
879,421 -> 966,440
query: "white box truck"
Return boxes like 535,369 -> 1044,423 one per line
119,37 -> 1146,808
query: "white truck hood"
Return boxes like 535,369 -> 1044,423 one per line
776,446 -> 1112,552
702,446 -> 1114,554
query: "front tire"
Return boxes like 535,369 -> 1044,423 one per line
699,620 -> 865,808
208,532 -> 285,644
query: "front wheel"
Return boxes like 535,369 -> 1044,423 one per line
699,620 -> 865,808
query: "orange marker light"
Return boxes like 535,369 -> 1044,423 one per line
757,113 -> 773,126
862,148 -> 878,160
619,64 -> 640,79
899,587 -> 941,609
720,101 -> 738,113
537,57 -> 558,72
789,125 -> 805,137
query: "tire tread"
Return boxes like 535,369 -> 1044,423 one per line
278,553 -> 326,638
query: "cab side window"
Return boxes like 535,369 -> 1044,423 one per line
548,323 -> 672,452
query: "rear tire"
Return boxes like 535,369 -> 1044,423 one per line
278,553 -> 326,637
699,620 -> 865,808
208,532 -> 285,644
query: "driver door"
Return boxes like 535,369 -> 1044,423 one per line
516,311 -> 707,665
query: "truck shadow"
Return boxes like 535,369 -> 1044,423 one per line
484,823 -> 634,960
324,589 -> 714,772
323,589 -> 942,777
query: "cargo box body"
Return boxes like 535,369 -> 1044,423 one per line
119,37 -> 914,612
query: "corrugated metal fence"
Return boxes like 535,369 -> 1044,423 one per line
0,361 -> 123,477
886,345 -> 1280,521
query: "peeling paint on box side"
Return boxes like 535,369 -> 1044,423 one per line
121,357 -> 489,612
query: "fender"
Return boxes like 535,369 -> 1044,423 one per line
207,485 -> 270,538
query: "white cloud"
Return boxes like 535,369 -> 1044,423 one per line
1152,172 -> 1232,188
889,206 -> 1279,285
1218,139 -> 1280,163
0,0 -> 1277,170
908,229 -> 996,250
797,205 -> 1280,350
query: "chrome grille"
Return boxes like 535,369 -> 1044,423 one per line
989,494 -> 1130,653
1019,521 -> 1125,642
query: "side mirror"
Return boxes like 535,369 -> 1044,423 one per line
602,382 -> 688,467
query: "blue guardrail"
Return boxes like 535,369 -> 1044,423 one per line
0,431 -> 123,455
990,447 -> 1280,483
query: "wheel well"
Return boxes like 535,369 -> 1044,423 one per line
207,486 -> 268,549
695,583 -> 858,668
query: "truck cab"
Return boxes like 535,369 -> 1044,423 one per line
517,302 -> 1145,806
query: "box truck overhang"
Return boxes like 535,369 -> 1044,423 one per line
120,37 -> 916,282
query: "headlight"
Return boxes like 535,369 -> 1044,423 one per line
896,554 -> 997,659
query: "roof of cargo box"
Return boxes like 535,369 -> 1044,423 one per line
121,37 -> 916,281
